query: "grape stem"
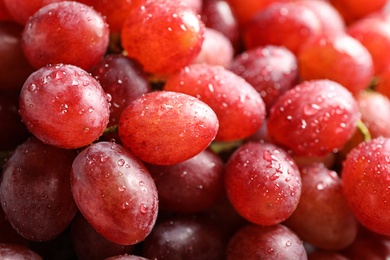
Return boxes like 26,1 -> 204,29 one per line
357,119 -> 371,142
103,125 -> 118,135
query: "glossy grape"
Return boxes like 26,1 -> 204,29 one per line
21,1 -> 109,70
298,33 -> 374,94
226,224 -> 307,260
267,80 -> 361,157
342,137 -> 390,235
121,0 -> 205,76
19,64 -> 110,149
330,0 -> 387,23
164,63 -> 266,141
284,163 -> 358,250
243,2 -> 322,55
118,91 -> 219,165
146,149 -> 224,213
229,45 -> 298,111
225,141 -> 302,226
71,141 -> 159,245
0,137 -> 78,241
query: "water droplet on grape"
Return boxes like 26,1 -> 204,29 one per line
140,204 -> 147,213
118,185 -> 126,192
122,202 -> 129,209
139,181 -> 144,186
117,159 -> 125,166
316,182 -> 327,190
100,155 -> 109,162
286,240 -> 292,246
27,83 -> 37,92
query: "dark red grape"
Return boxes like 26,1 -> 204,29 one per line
118,91 -> 219,165
164,63 -> 266,141
71,213 -> 134,260
229,45 -> 299,111
21,1 -> 109,70
267,79 -> 361,157
0,21 -> 35,93
19,64 -> 110,149
71,141 -> 159,245
0,137 -> 78,241
284,163 -> 358,250
146,149 -> 224,213
105,255 -> 149,260
225,141 -> 302,226
226,224 -> 307,260
143,214 -> 226,260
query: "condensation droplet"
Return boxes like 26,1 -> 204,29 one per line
117,159 -> 125,166
140,204 -> 147,213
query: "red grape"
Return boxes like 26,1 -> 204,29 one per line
330,0 -> 387,24
226,224 -> 307,260
21,1 -> 109,70
121,0 -> 205,76
118,91 -> 219,165
284,163 -> 358,250
164,63 -> 266,141
229,45 -> 299,111
146,149 -> 224,213
267,80 -> 361,157
71,141 -> 158,245
298,32 -> 374,94
19,64 -> 110,149
342,137 -> 390,236
0,137 -> 78,241
347,15 -> 390,75
225,141 -> 302,226
243,1 -> 322,55
105,255 -> 149,260
192,27 -> 234,67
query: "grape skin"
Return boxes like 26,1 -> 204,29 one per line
71,141 -> 159,245
19,64 -> 110,149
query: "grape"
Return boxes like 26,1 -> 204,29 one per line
284,163 -> 358,250
298,32 -> 374,94
225,141 -> 302,226
347,15 -> 390,75
75,0 -> 140,33
330,0 -> 387,23
0,243 -> 42,259
0,21 -> 35,93
19,64 -> 110,149
296,0 -> 345,34
21,1 -> 109,70
118,91 -> 219,165
229,45 -> 299,111
225,0 -> 291,26
308,250 -> 349,260
71,141 -> 159,245
341,137 -> 390,236
192,27 -> 234,68
356,90 -> 390,138
267,79 -> 361,157
201,0 -> 241,51
2,0 -> 62,25
0,93 -> 29,150
226,224 -> 307,260
0,0 -> 12,21
90,54 -> 151,141
0,206 -> 30,245
143,214 -> 226,260
121,0 -> 205,76
243,2 -> 322,55
105,255 -> 149,260
164,63 -> 266,141
71,213 -> 134,259
0,137 -> 78,241
146,149 -> 224,213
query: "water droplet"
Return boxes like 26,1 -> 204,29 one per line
117,159 -> 125,166
60,103 -> 68,114
27,83 -> 37,92
118,185 -> 126,192
316,182 -> 327,190
269,173 -> 279,181
100,155 -> 109,162
139,181 -> 144,186
286,240 -> 292,246
122,202 -> 129,209
140,204 -> 147,213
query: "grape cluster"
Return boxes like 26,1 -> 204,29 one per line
2,0 -> 390,259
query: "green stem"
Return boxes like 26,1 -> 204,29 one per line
357,119 -> 371,142
103,125 -> 118,135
